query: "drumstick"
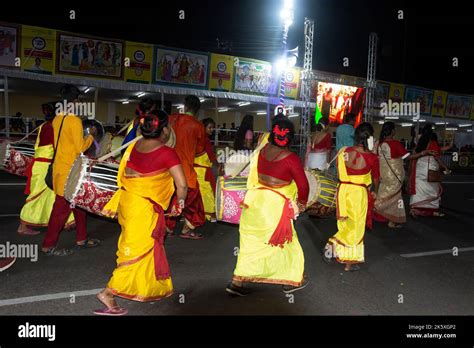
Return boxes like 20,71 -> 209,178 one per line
228,134 -> 269,178
115,120 -> 134,136
11,123 -> 44,144
97,135 -> 143,162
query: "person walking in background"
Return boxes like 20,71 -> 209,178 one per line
336,113 -> 356,151
166,95 -> 207,239
373,122 -> 425,228
306,117 -> 332,171
194,118 -> 217,222
233,114 -> 254,151
323,123 -> 380,272
408,123 -> 451,218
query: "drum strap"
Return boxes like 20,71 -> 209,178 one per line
51,116 -> 67,165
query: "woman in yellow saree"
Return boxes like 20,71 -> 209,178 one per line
18,106 -> 74,235
323,123 -> 380,272
194,118 -> 217,222
226,117 -> 310,296
94,110 -> 187,316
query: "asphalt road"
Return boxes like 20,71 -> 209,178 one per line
0,171 -> 473,315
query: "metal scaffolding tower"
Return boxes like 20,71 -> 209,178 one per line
299,17 -> 314,158
365,32 -> 378,122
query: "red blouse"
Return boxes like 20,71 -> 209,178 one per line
311,132 -> 332,151
38,121 -> 54,147
343,147 -> 380,180
427,140 -> 441,156
258,145 -> 309,204
127,145 -> 181,174
379,139 -> 409,159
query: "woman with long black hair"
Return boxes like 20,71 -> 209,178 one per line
233,114 -> 254,151
323,122 -> 380,272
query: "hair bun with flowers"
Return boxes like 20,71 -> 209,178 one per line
273,124 -> 290,146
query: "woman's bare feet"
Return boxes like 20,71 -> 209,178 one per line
96,289 -> 117,309
388,221 -> 403,229
344,264 -> 361,272
17,223 -> 40,236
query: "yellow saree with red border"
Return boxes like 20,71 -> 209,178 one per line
103,143 -> 175,301
328,147 -> 372,264
20,124 -> 74,227
232,135 -> 305,286
194,152 -> 216,221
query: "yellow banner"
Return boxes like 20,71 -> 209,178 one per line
124,41 -> 153,83
388,83 -> 405,103
282,67 -> 300,99
208,53 -> 234,91
432,90 -> 448,117
21,25 -> 56,75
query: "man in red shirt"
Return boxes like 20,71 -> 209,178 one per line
166,95 -> 207,239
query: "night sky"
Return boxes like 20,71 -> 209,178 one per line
1,0 -> 473,93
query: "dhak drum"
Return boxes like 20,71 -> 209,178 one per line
96,132 -> 125,159
0,141 -> 35,177
215,176 -> 248,224
83,119 -> 105,157
64,155 -> 119,217
224,151 -> 252,177
304,169 -> 338,217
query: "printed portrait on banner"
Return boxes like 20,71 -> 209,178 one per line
0,23 -> 19,68
445,94 -> 472,119
155,47 -> 208,88
57,33 -> 123,78
233,58 -> 277,95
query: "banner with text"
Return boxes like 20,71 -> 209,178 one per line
208,53 -> 234,92
124,41 -> 153,83
21,25 -> 56,75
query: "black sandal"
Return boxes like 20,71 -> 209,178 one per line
76,238 -> 100,249
43,247 -> 73,257
344,264 -> 361,272
226,282 -> 250,297
282,279 -> 309,294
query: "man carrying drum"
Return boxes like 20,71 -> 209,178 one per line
18,102 -> 74,235
41,85 -> 100,256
